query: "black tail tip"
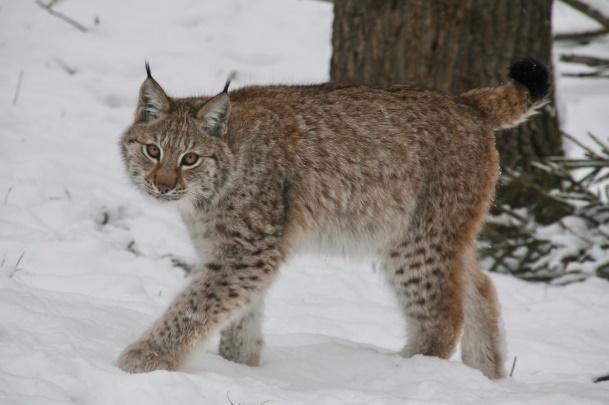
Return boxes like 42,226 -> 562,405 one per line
508,58 -> 550,102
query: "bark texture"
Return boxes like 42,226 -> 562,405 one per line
331,0 -> 562,172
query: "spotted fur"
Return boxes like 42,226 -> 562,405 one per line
116,61 -> 548,379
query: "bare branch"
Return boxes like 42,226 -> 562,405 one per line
34,0 -> 88,32
562,72 -> 609,79
560,0 -> 609,29
560,54 -> 609,68
555,28 -> 609,42
556,0 -> 609,42
560,55 -> 609,77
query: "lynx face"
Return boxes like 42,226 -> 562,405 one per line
120,71 -> 232,206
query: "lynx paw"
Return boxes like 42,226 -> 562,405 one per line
117,339 -> 175,373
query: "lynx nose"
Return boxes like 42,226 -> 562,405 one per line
156,182 -> 174,194
154,171 -> 177,194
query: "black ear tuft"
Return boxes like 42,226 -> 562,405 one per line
222,71 -> 237,93
222,79 -> 231,94
145,60 -> 152,79
137,63 -> 169,123
508,58 -> 550,102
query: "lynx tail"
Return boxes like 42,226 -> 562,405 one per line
460,58 -> 550,131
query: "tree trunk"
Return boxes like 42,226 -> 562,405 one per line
330,0 -> 562,174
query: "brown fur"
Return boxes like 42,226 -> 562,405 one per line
460,82 -> 539,130
116,72 -> 541,379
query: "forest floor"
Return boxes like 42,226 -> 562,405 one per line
1,1 -> 609,404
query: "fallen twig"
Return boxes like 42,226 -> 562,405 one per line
34,0 -> 88,32
509,356 -> 518,377
54,58 -> 77,75
3,187 -> 12,206
162,254 -> 196,274
8,252 -> 25,278
594,373 -> 609,383
99,211 -> 110,226
126,240 -> 140,256
12,71 -> 23,106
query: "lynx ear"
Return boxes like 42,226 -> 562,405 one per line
196,92 -> 231,137
135,62 -> 170,123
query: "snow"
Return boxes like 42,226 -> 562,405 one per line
1,0 -> 609,404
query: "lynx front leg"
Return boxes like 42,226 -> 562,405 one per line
219,299 -> 265,366
118,246 -> 280,373
118,201 -> 285,373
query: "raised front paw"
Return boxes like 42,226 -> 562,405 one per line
117,339 -> 175,373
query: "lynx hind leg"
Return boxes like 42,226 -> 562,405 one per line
219,299 -> 264,366
384,228 -> 465,360
461,247 -> 506,379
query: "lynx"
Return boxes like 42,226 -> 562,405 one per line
117,59 -> 550,379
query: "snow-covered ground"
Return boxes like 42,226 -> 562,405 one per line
1,1 -> 608,404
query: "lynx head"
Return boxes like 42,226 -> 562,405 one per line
120,64 -> 233,207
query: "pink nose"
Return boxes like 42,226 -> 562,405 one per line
154,171 -> 177,194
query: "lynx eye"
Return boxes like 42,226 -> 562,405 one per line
145,144 -> 161,160
181,152 -> 200,167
